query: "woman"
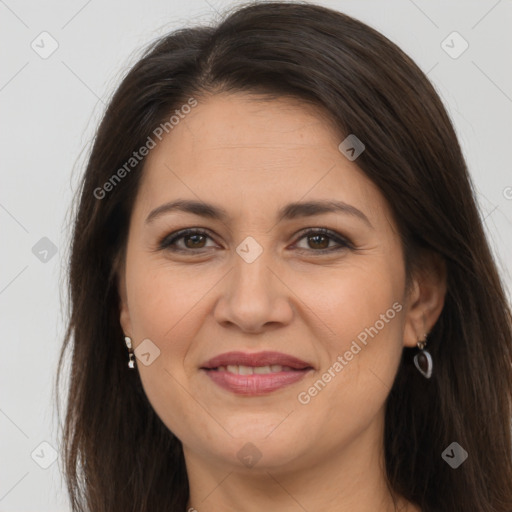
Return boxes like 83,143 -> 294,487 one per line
56,2 -> 512,511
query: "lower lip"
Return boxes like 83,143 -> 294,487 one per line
202,368 -> 311,395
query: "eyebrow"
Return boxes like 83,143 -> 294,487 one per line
145,199 -> 373,228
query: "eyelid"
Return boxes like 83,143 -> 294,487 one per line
157,227 -> 353,253
292,227 -> 353,252
158,228 -> 217,251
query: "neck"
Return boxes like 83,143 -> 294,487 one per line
183,412 -> 419,512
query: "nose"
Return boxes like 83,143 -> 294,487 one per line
213,245 -> 294,334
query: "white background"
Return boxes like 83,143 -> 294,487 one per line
1,0 -> 511,510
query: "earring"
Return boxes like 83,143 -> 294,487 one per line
124,336 -> 136,369
413,333 -> 433,379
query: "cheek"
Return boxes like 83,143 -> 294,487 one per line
291,250 -> 405,348
336,270 -> 403,342
126,255 -> 215,344
290,251 -> 406,410
124,257 -> 218,440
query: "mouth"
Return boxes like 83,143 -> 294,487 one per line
208,364 -> 305,374
200,351 -> 314,395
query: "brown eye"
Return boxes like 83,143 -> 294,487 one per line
159,227 -> 351,255
294,228 -> 352,254
307,233 -> 330,250
183,233 -> 207,249
159,229 -> 216,252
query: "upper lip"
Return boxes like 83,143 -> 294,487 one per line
201,351 -> 313,370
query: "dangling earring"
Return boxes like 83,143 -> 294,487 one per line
124,336 -> 136,369
413,332 -> 433,379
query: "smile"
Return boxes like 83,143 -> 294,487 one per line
200,351 -> 314,395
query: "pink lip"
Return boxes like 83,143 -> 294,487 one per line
200,351 -> 314,396
201,351 -> 312,370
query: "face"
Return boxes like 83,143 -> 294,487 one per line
118,92 -> 420,473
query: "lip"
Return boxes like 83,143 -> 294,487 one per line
201,351 -> 313,370
200,351 -> 314,396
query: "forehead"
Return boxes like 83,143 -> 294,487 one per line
178,92 -> 340,143
134,93 -> 389,225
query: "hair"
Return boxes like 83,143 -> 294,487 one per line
56,2 -> 512,511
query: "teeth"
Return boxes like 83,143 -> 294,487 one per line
238,365 -> 254,375
218,364 -> 287,374
253,365 -> 272,374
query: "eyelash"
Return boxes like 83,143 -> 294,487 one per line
158,228 -> 352,255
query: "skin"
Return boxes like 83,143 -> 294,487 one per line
118,92 -> 446,512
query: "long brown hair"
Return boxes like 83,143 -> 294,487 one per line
56,2 -> 512,511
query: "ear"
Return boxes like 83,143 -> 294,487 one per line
116,252 -> 133,338
402,251 -> 447,348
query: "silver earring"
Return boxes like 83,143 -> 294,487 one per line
124,336 -> 135,369
413,333 -> 433,379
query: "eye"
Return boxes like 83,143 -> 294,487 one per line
158,227 -> 352,254
293,228 -> 352,254
159,228 -> 217,252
